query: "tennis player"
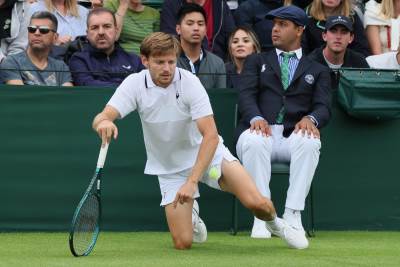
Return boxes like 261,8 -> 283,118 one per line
92,32 -> 309,250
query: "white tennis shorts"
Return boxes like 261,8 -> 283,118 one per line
158,142 -> 237,206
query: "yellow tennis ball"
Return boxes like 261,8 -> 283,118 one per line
208,166 -> 220,180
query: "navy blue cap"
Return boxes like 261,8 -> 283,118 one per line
325,15 -> 353,32
265,5 -> 308,27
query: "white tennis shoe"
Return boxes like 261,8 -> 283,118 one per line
251,217 -> 271,238
192,200 -> 207,243
266,218 -> 309,249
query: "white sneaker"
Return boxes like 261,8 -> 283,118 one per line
192,200 -> 207,243
251,217 -> 271,239
266,218 -> 309,249
283,209 -> 305,235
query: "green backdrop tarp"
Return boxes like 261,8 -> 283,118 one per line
1,85 -> 400,231
338,69 -> 400,120
0,85 -> 237,231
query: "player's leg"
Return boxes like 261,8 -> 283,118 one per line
218,160 -> 276,221
236,129 -> 273,238
283,132 -> 320,231
218,159 -> 309,249
164,201 -> 194,249
158,172 -> 207,249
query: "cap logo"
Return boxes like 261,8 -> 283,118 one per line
332,17 -> 347,24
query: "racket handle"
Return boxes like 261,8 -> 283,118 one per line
97,143 -> 109,168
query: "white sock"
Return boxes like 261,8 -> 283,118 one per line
283,208 -> 303,230
265,216 -> 284,232
253,216 -> 266,227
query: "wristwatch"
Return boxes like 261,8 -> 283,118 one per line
306,115 -> 318,126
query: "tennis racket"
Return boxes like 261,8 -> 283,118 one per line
69,143 -> 109,257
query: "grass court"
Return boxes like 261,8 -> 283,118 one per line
1,231 -> 399,267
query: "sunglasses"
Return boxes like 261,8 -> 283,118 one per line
27,25 -> 56,34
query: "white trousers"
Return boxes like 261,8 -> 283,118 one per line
236,125 -> 321,210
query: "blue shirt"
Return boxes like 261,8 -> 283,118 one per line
275,47 -> 302,85
29,0 -> 88,39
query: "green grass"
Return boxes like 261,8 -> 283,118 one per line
0,231 -> 399,267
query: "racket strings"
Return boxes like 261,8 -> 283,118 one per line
72,193 -> 100,255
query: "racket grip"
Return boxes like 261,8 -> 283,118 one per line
97,143 -> 109,168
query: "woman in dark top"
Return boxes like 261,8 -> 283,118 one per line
226,26 -> 261,89
304,0 -> 371,56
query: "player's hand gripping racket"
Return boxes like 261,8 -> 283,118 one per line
69,143 -> 109,257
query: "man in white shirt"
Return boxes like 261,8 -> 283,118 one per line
92,32 -> 309,250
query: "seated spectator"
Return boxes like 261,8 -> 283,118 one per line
29,0 -> 89,45
234,0 -> 312,52
226,25 -> 260,89
176,3 -> 226,89
104,0 -> 159,55
364,0 -> 400,55
308,15 -> 369,90
69,7 -> 144,86
235,5 -> 331,239
0,11 -> 73,86
304,0 -> 370,56
161,0 -> 235,60
0,0 -> 29,62
367,46 -> 400,69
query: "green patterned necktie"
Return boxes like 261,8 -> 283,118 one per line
280,52 -> 296,89
276,52 -> 296,123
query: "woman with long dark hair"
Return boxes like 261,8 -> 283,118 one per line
226,26 -> 261,89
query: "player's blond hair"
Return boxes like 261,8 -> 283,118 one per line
140,32 -> 181,58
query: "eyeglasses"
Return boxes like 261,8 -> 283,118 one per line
27,25 -> 56,34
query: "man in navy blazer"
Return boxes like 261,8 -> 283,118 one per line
235,5 -> 331,239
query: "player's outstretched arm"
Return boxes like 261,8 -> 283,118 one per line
190,115 -> 219,182
92,105 -> 121,146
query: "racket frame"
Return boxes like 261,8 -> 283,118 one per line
69,143 -> 109,257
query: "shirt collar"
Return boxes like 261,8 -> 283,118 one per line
275,47 -> 302,59
144,67 -> 181,89
180,47 -> 206,61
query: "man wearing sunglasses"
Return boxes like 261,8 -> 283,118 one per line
0,11 -> 73,86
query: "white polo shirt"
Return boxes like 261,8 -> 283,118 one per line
108,68 -> 214,175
